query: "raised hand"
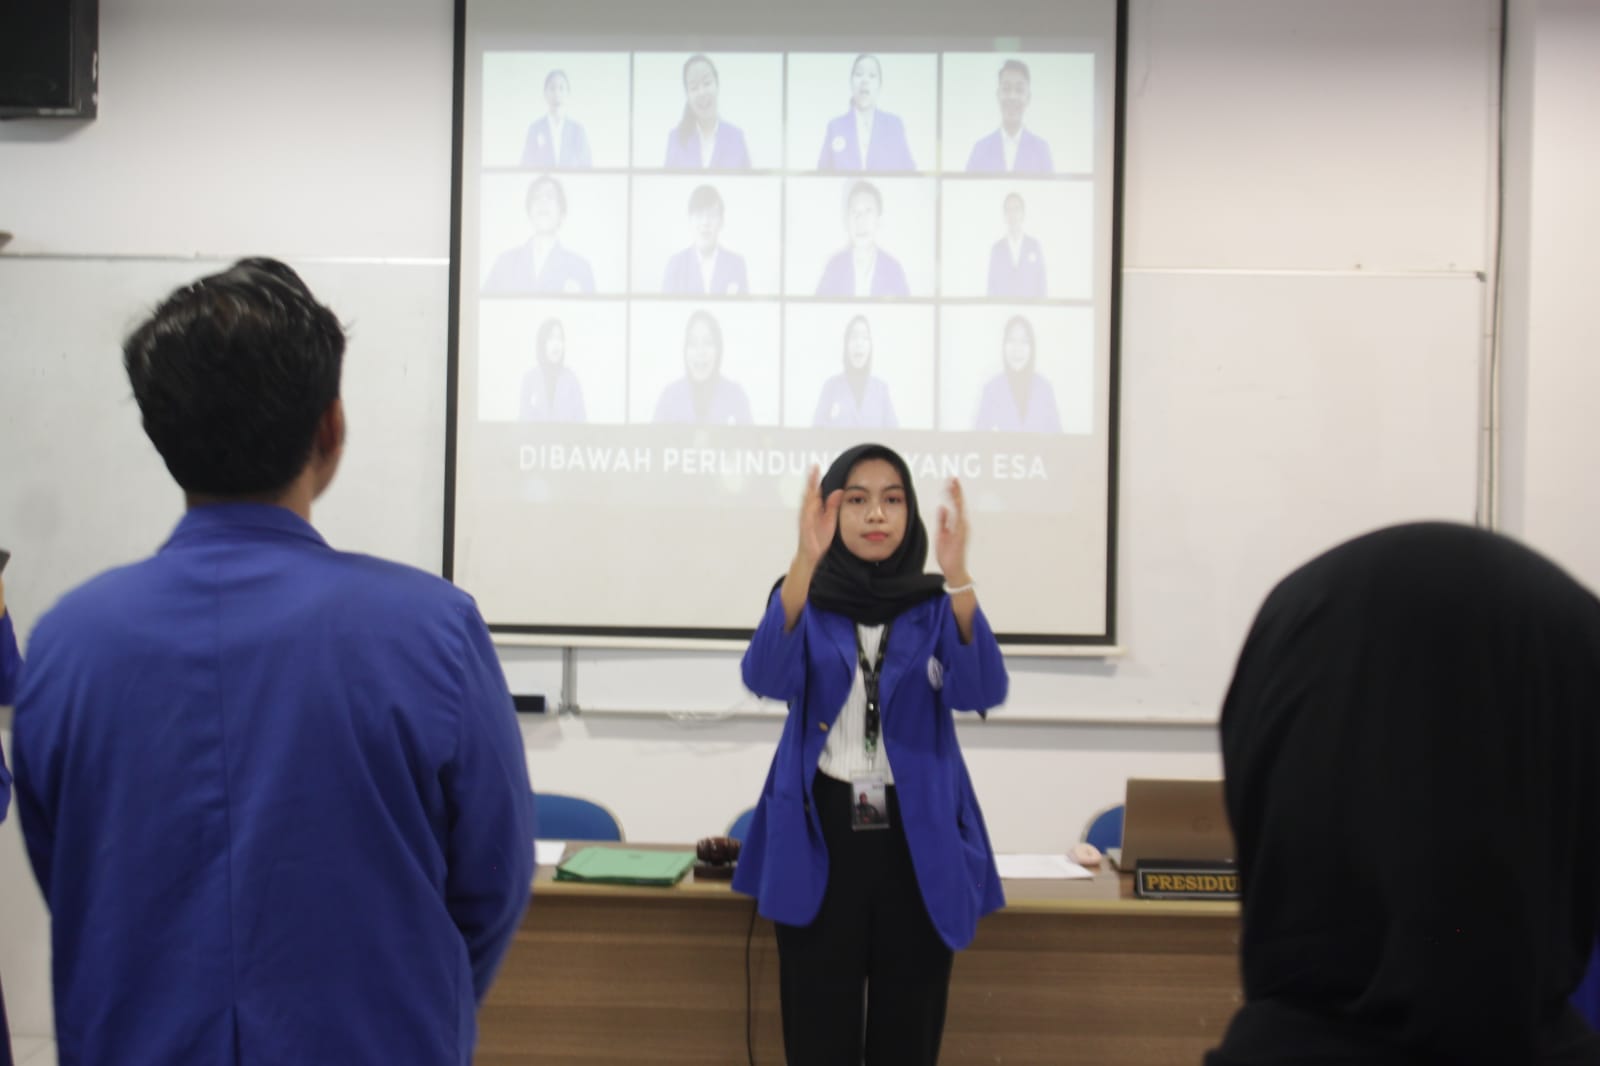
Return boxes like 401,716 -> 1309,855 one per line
797,464 -> 844,565
782,466 -> 843,630
936,478 -> 978,641
935,477 -> 971,583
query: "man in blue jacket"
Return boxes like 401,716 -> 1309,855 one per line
965,59 -> 1055,174
987,191 -> 1049,298
661,184 -> 750,296
13,258 -> 535,1066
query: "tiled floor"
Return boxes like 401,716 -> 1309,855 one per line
10,1037 -> 55,1066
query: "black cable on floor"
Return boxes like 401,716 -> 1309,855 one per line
746,900 -> 759,1065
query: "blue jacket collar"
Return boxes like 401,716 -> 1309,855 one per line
162,502 -> 329,551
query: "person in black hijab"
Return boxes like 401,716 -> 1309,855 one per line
811,316 -> 900,430
803,443 -> 945,625
1209,522 -> 1600,1066
732,443 -> 1010,1065
649,309 -> 754,426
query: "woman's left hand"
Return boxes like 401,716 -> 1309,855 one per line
935,478 -> 970,582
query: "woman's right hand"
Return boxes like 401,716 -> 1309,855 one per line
781,466 -> 842,630
797,464 -> 843,565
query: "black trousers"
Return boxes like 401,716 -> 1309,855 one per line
774,772 -> 955,1066
0,972 -> 11,1066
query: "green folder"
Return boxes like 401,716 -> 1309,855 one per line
554,847 -> 695,886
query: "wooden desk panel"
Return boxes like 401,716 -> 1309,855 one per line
477,864 -> 1241,1065
477,892 -> 783,1064
943,911 -> 1240,1065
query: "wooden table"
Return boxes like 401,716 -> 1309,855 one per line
477,850 -> 1241,1065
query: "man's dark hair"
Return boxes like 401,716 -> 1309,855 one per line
123,257 -> 345,497
845,180 -> 883,216
525,174 -> 567,215
687,184 -> 724,216
999,58 -> 1031,84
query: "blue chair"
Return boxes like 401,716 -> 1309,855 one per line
728,806 -> 756,842
1083,804 -> 1125,851
533,792 -> 624,842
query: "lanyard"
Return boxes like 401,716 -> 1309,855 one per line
856,622 -> 891,757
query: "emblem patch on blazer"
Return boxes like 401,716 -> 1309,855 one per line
926,657 -> 944,690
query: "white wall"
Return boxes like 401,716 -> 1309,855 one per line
7,0 -> 1595,1044
1498,0 -> 1600,590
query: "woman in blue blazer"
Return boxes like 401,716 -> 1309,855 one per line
974,315 -> 1063,433
664,54 -> 752,170
518,318 -> 587,424
817,54 -> 916,172
811,315 -> 898,429
732,443 -> 1007,1065
650,309 -> 753,426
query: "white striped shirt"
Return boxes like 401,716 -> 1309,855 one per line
817,624 -> 895,784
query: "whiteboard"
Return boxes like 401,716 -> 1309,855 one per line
0,256 -> 450,628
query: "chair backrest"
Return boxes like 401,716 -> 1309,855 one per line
728,806 -> 756,842
534,792 -> 624,842
1083,803 -> 1125,850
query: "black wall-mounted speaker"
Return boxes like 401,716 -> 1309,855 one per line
0,0 -> 98,119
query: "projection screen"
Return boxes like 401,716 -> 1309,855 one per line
448,0 -> 1125,646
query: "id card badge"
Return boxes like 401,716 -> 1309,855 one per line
850,774 -> 890,831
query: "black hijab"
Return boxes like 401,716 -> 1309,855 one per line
842,316 -> 873,409
1208,522 -> 1600,1066
683,310 -> 722,424
1001,315 -> 1036,423
806,443 -> 945,626
536,318 -> 564,407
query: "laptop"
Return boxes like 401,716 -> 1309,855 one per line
1107,778 -> 1235,871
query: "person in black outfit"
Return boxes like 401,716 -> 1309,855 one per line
1208,523 -> 1600,1066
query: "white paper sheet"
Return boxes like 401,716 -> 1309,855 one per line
994,853 -> 1095,880
535,839 -> 568,866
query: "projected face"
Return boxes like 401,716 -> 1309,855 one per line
527,180 -> 564,236
851,55 -> 883,113
544,72 -> 570,115
844,318 -> 872,370
1003,319 -> 1035,372
684,59 -> 720,127
539,322 -> 565,367
1004,194 -> 1025,237
838,458 -> 907,563
691,205 -> 724,254
684,315 -> 720,382
846,189 -> 881,250
998,68 -> 1032,129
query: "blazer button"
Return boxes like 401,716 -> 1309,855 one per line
819,722 -> 829,732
